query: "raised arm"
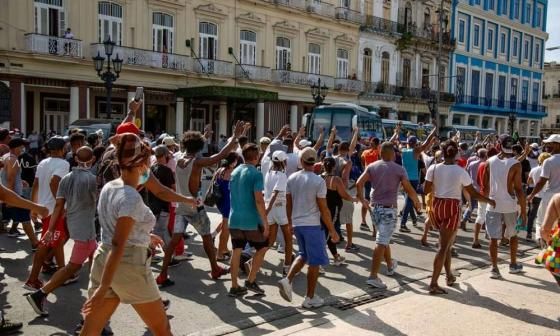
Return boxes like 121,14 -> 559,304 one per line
294,127 -> 305,151
388,124 -> 401,143
415,126 -> 438,159
327,127 -> 336,154
313,128 -> 325,151
348,126 -> 359,155
122,99 -> 143,125
195,121 -> 245,167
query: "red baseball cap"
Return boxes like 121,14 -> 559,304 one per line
116,122 -> 140,135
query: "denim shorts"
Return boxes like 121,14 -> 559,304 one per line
370,206 -> 397,245
294,226 -> 329,266
485,211 -> 517,239
174,207 -> 211,236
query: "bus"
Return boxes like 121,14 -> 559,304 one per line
439,125 -> 496,144
382,119 -> 434,142
302,103 -> 385,144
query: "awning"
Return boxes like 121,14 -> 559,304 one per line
176,86 -> 278,101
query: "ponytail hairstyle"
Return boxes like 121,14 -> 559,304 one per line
323,157 -> 336,174
220,152 -> 239,169
441,140 -> 459,160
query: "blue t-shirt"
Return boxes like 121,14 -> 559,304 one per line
229,164 -> 264,230
401,148 -> 419,181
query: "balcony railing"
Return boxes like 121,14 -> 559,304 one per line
395,87 -> 453,102
363,82 -> 399,95
273,0 -> 306,10
235,64 -> 271,81
335,7 -> 364,24
543,123 -> 560,129
334,78 -> 364,92
400,23 -> 455,47
455,95 -> 546,114
25,33 -> 83,58
193,58 -> 234,76
362,16 -> 404,35
90,43 -> 192,71
271,70 -> 334,87
306,0 -> 335,17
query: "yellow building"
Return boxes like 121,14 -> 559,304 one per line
0,0 -> 365,141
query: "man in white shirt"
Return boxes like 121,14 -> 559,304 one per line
25,137 -> 70,291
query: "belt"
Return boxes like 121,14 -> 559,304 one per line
373,204 -> 396,209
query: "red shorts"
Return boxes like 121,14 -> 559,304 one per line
40,215 -> 68,248
432,198 -> 461,231
70,240 -> 97,265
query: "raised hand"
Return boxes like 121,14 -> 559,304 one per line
232,121 -> 245,138
128,99 -> 142,117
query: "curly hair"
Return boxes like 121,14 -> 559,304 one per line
181,131 -> 205,154
441,140 -> 459,160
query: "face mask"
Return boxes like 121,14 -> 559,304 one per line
138,169 -> 150,185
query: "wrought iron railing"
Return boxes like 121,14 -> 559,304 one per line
235,64 -> 272,81
271,70 -> 334,87
90,43 -> 192,71
334,78 -> 364,92
335,7 -> 364,24
306,0 -> 335,17
26,33 -> 83,58
193,58 -> 234,76
362,15 -> 405,34
273,0 -> 306,10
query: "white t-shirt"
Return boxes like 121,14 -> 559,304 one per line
541,154 -> 560,194
287,170 -> 327,227
260,155 -> 272,181
425,163 -> 472,201
529,166 -> 544,197
264,170 -> 287,205
36,157 -> 70,215
285,152 -> 299,177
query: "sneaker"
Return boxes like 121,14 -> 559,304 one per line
366,277 -> 387,289
63,274 -> 79,286
282,265 -> 290,277
277,245 -> 285,254
211,266 -> 230,280
23,279 -> 43,291
162,299 -> 170,310
245,280 -> 265,295
360,223 -> 371,231
278,278 -> 293,302
101,325 -> 114,336
156,275 -> 175,288
228,286 -> 248,297
333,255 -> 346,266
509,263 -> 524,274
41,263 -> 57,275
174,252 -> 194,260
412,220 -> 418,227
26,291 -> 48,316
386,259 -> 398,276
169,259 -> 180,268
451,248 -> 459,257
471,242 -> 482,249
319,266 -> 326,274
302,295 -> 324,309
490,267 -> 502,279
345,244 -> 360,252
399,226 -> 411,233
0,319 -> 23,334
7,230 -> 22,238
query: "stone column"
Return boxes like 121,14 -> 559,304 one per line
219,102 -> 228,137
176,97 -> 184,136
490,116 -> 497,130
70,86 -> 80,123
256,101 -> 265,139
410,113 -> 418,123
290,104 -> 298,131
20,83 -> 26,135
9,79 -> 22,131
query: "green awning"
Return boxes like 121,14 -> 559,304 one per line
176,86 -> 278,101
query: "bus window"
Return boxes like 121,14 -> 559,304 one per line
332,110 -> 353,141
311,109 -> 331,141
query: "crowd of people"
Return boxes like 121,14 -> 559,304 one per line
0,98 -> 559,335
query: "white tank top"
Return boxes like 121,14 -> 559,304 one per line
488,155 -> 518,213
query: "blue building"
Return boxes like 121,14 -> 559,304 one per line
449,0 -> 548,137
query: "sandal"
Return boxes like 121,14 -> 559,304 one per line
429,285 -> 448,295
420,239 -> 430,247
446,276 -> 457,287
217,254 -> 231,262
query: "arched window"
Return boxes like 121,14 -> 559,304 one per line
153,13 -> 173,53
337,49 -> 349,78
34,0 -> 65,37
362,48 -> 372,82
199,22 -> 218,59
381,52 -> 390,85
98,1 -> 123,44
308,43 -> 321,74
240,30 -> 257,65
276,37 -> 291,70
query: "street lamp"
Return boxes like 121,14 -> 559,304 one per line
93,37 -> 123,119
508,112 -> 517,136
311,78 -> 329,106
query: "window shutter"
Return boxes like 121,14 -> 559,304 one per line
59,10 -> 65,37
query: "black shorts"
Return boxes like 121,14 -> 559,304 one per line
6,207 -> 30,223
230,228 -> 268,250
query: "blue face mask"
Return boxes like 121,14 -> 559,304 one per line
138,169 -> 150,185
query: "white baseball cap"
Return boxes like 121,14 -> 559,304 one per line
530,143 -> 539,149
272,150 -> 288,162
163,136 -> 178,147
543,134 -> 560,144
299,139 -> 312,148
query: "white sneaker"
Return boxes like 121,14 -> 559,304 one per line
302,295 -> 324,309
366,277 -> 387,289
277,243 -> 285,254
333,255 -> 346,266
278,278 -> 293,302
386,259 -> 398,276
319,266 -> 326,274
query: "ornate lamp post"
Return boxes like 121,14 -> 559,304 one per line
93,38 -> 123,119
508,112 -> 517,136
311,78 -> 329,106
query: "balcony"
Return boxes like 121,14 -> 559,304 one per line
90,43 -> 192,71
235,64 -> 271,81
271,70 -> 334,87
543,123 -> 560,129
334,78 -> 364,93
455,95 -> 547,115
25,33 -> 83,58
335,7 -> 364,24
306,0 -> 335,17
193,59 -> 234,77
362,16 -> 404,35
401,24 -> 455,48
363,82 -> 399,95
273,0 -> 306,10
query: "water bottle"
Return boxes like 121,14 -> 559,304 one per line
196,190 -> 205,213
515,216 -> 527,232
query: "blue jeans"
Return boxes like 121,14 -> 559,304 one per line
462,199 -> 478,222
400,180 -> 418,227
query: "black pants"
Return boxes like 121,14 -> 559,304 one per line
527,196 -> 541,237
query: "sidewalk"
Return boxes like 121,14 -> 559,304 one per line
232,256 -> 560,336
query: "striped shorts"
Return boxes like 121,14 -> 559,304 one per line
432,198 -> 461,231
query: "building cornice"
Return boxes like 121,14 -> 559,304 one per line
454,51 -> 543,74
236,12 -> 266,28
194,3 -> 227,22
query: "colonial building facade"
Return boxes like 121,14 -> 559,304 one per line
0,0 -> 365,139
449,0 -> 548,136
541,61 -> 560,135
